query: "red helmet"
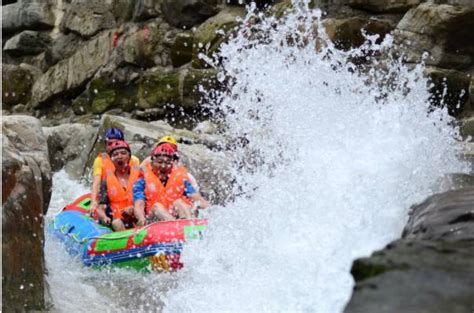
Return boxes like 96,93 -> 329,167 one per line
151,142 -> 176,158
108,140 -> 131,155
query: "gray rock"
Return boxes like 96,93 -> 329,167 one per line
2,1 -> 55,34
2,115 -> 52,312
161,0 -> 220,29
394,3 -> 474,70
345,187 -> 474,313
403,187 -> 474,241
43,123 -> 96,179
2,63 -> 41,109
346,240 -> 474,313
3,30 -> 50,56
60,0 -> 116,38
424,66 -> 472,116
348,0 -> 421,13
44,32 -> 83,67
30,30 -> 115,108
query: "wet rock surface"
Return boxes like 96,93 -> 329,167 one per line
345,187 -> 474,313
2,115 -> 52,312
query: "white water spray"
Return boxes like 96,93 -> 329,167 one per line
162,3 -> 468,313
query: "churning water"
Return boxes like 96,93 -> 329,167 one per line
45,3 -> 469,313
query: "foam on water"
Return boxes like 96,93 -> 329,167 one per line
45,3 -> 469,312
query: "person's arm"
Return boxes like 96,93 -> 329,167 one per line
184,180 -> 209,209
97,180 -> 111,224
90,157 -> 103,214
188,192 -> 210,209
96,204 -> 111,225
133,176 -> 147,226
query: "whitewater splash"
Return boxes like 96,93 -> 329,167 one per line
45,2 -> 469,313
162,3 -> 468,313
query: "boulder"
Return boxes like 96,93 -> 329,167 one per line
121,23 -> 168,68
43,123 -> 96,179
348,0 -> 421,13
323,16 -> 394,50
459,116 -> 474,139
394,3 -> 474,70
425,66 -> 471,116
346,240 -> 474,313
2,1 -> 55,35
137,70 -> 182,110
182,67 -> 219,109
171,32 -> 194,67
3,30 -> 51,56
2,115 -> 52,312
111,0 -> 161,24
161,0 -> 220,29
403,187 -> 474,241
30,30 -> 115,108
2,63 -> 42,109
72,76 -> 138,115
470,73 -> 474,113
192,6 -> 246,69
345,187 -> 474,313
44,32 -> 83,67
60,0 -> 116,38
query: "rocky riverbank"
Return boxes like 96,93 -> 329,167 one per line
344,186 -> 474,313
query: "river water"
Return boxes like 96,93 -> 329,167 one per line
45,3 -> 469,313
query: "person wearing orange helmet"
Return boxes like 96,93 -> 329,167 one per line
133,142 -> 209,225
90,128 -> 140,218
96,140 -> 141,231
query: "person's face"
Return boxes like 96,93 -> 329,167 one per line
111,148 -> 131,169
151,154 -> 173,174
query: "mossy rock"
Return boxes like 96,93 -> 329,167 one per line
351,259 -> 391,282
72,78 -> 137,115
137,71 -> 181,109
192,6 -> 246,69
2,64 -> 36,108
460,117 -> 474,140
182,68 -> 219,110
171,32 -> 194,68
71,92 -> 92,115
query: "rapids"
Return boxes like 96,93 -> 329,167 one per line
45,3 -> 469,312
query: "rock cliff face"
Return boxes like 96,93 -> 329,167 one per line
2,0 -> 473,123
2,115 -> 52,311
2,0 -> 474,311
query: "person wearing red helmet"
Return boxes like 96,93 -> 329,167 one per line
133,143 -> 209,225
90,128 -> 140,218
140,135 -> 200,192
96,140 -> 141,231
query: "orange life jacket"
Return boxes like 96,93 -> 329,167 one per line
143,163 -> 192,213
99,152 -> 116,181
105,164 -> 140,219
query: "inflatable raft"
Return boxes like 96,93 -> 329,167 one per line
49,194 -> 207,272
